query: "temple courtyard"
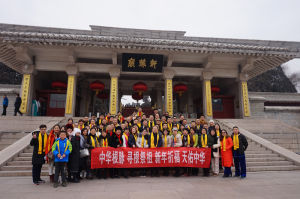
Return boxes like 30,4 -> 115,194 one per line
0,171 -> 299,199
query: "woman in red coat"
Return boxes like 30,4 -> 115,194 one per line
220,130 -> 233,177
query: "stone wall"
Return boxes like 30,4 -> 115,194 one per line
249,92 -> 300,128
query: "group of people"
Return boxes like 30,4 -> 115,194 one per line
30,108 -> 248,188
1,94 -> 23,116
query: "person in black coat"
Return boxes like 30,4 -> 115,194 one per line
231,126 -> 248,179
147,125 -> 162,177
69,131 -> 81,183
111,126 -> 123,178
14,93 -> 22,116
30,124 -> 48,185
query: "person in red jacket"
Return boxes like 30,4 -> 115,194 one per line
220,129 -> 233,177
45,124 -> 60,183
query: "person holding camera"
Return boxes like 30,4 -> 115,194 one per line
30,124 -> 48,185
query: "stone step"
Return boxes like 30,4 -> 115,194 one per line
246,157 -> 286,162
19,153 -> 33,157
246,165 -> 300,172
7,161 -> 32,166
0,133 -> 28,139
0,165 -> 48,171
14,156 -> 32,161
245,153 -> 278,158
246,161 -> 294,167
0,170 -> 48,177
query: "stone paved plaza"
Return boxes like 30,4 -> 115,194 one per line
1,171 -> 300,199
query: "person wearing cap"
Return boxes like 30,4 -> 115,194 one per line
232,126 -> 248,179
208,119 -> 215,134
172,127 -> 182,177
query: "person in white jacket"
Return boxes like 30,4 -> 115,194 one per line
210,129 -> 221,176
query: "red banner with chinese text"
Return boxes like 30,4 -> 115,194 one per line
91,147 -> 211,169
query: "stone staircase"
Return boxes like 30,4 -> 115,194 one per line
0,146 -> 49,177
0,132 -> 29,151
219,119 -> 300,154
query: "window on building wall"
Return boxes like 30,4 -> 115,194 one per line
49,94 -> 66,108
212,98 -> 223,112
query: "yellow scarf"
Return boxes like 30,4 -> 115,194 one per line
38,132 -> 47,154
57,139 -> 69,154
134,134 -> 137,142
102,138 -> 108,147
192,134 -> 196,144
201,134 -> 207,147
233,134 -> 239,150
141,135 -> 145,148
174,135 -> 177,143
137,123 -> 141,128
160,123 -> 163,131
90,136 -> 98,148
222,137 -> 226,151
181,135 -> 190,146
216,129 -> 220,137
167,123 -> 173,132
98,119 -> 102,125
148,121 -> 154,128
150,133 -> 159,148
164,135 -> 168,147
79,124 -> 85,130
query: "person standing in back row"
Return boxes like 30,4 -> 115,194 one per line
14,94 -> 22,116
2,95 -> 8,116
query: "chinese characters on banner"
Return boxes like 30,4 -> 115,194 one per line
122,53 -> 163,72
205,80 -> 213,116
20,74 -> 31,113
242,81 -> 250,117
166,79 -> 173,116
65,75 -> 74,114
110,77 -> 118,115
91,147 -> 211,169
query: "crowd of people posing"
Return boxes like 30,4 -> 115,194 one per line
30,108 -> 248,188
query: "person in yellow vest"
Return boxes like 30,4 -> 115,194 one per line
148,125 -> 162,177
231,126 -> 248,179
30,124 -> 48,185
171,127 -> 182,177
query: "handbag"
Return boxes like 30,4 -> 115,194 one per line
80,148 -> 90,158
47,151 -> 54,160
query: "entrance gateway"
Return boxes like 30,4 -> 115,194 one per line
0,24 -> 299,118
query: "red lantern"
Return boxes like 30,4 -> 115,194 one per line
132,92 -> 143,101
133,82 -> 148,96
211,86 -> 220,93
97,92 -> 109,99
174,83 -> 188,97
51,81 -> 67,90
90,81 -> 105,94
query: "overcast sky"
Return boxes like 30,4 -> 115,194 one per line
0,0 -> 300,75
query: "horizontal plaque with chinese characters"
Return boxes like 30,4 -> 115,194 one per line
122,53 -> 163,72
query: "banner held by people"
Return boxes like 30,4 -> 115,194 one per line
91,147 -> 211,169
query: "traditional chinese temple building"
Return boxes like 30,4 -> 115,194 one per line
0,23 -> 300,118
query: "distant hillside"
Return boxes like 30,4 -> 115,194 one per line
248,66 -> 297,93
0,63 -> 22,84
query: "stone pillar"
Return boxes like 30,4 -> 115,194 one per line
163,68 -> 175,116
238,73 -> 251,118
202,71 -> 213,119
20,64 -> 35,116
109,67 -> 120,115
65,65 -> 78,117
